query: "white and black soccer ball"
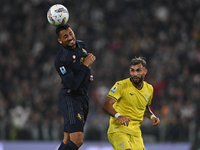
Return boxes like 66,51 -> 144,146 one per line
47,4 -> 69,26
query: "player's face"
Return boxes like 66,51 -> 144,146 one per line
129,63 -> 147,84
58,27 -> 76,49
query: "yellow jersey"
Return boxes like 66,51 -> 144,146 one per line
107,78 -> 153,136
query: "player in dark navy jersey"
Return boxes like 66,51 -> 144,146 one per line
54,24 -> 96,150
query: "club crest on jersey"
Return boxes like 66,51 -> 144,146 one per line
72,55 -> 76,63
82,48 -> 87,54
144,94 -> 149,101
111,86 -> 117,93
119,142 -> 124,148
60,66 -> 67,74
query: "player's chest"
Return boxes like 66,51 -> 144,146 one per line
123,88 -> 150,107
68,50 -> 87,70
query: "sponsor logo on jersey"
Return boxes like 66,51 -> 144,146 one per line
60,66 -> 67,74
115,127 -> 119,129
144,94 -> 149,101
130,93 -> 135,96
111,86 -> 117,93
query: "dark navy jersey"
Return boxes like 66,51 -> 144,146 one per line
54,40 -> 91,95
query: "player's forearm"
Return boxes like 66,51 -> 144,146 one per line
144,106 -> 155,119
70,65 -> 89,90
103,105 -> 117,117
103,98 -> 117,118
64,65 -> 88,91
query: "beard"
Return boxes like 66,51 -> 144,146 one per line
63,42 -> 76,49
131,75 -> 144,84
63,38 -> 76,49
67,43 -> 76,49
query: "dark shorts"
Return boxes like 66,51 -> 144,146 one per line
58,94 -> 89,133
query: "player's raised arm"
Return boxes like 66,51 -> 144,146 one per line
83,53 -> 96,67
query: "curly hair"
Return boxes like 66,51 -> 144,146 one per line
55,23 -> 71,37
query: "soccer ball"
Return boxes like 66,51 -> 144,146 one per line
47,4 -> 69,26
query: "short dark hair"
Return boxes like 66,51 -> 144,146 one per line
55,23 -> 71,37
130,56 -> 147,68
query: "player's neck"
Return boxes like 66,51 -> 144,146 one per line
131,78 -> 143,90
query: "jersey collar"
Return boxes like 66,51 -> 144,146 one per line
129,77 -> 144,90
62,40 -> 80,51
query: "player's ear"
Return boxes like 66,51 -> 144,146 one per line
58,38 -> 62,44
144,68 -> 148,75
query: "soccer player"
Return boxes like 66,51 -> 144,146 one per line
103,57 -> 160,150
54,24 -> 96,150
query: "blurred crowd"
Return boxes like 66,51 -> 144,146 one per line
0,0 -> 200,144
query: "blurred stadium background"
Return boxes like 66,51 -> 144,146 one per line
0,0 -> 200,149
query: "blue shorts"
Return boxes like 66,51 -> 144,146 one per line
58,94 -> 89,133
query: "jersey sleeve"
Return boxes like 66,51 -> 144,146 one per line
107,82 -> 123,101
56,55 -> 89,91
60,64 -> 89,91
147,85 -> 154,106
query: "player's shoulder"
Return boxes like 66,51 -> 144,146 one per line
115,78 -> 130,87
55,45 -> 72,63
143,81 -> 153,87
76,40 -> 84,44
143,81 -> 153,90
77,40 -> 88,52
55,46 -> 64,60
77,40 -> 86,47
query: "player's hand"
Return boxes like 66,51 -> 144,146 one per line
117,116 -> 131,126
151,116 -> 160,126
83,53 -> 96,67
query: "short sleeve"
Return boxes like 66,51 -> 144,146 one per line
107,82 -> 123,101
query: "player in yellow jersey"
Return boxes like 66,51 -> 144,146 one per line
103,57 -> 160,150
